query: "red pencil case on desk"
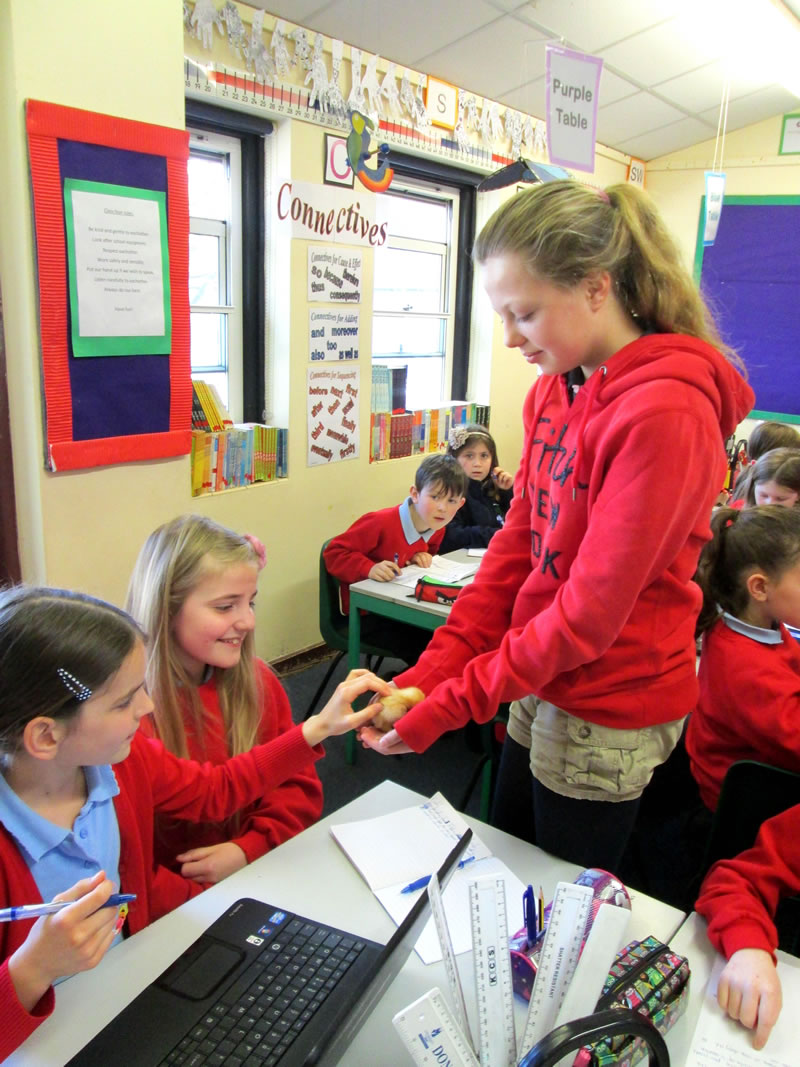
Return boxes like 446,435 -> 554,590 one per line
509,868 -> 631,1001
413,575 -> 461,605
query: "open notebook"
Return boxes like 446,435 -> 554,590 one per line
66,831 -> 472,1067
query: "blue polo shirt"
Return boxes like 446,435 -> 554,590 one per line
0,764 -> 122,908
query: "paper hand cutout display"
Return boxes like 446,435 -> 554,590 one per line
346,110 -> 394,192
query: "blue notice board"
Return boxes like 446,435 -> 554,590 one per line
694,195 -> 800,421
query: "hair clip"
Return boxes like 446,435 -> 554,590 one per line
57,668 -> 92,702
243,533 -> 267,571
448,425 -> 490,451
597,188 -> 611,204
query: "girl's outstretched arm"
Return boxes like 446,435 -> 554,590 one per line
7,872 -> 117,1012
717,948 -> 782,1049
302,670 -> 392,748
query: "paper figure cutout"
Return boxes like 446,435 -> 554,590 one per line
291,27 -> 313,71
190,0 -> 219,50
533,119 -> 547,157
348,47 -> 366,113
362,54 -> 382,116
523,114 -> 535,151
454,91 -> 469,151
346,110 -> 394,192
505,109 -> 523,159
381,63 -> 402,118
399,71 -> 415,118
464,94 -> 479,131
271,19 -> 292,78
219,1 -> 246,57
306,33 -> 329,110
245,10 -> 276,83
326,39 -> 347,118
412,82 -> 430,130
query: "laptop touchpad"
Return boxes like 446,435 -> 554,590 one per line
157,939 -> 244,1000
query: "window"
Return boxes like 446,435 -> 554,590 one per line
371,156 -> 478,411
185,100 -> 271,425
188,130 -> 242,418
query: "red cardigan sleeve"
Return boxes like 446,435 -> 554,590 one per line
0,961 -> 55,1062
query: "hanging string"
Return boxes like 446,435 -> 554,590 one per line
711,74 -> 731,173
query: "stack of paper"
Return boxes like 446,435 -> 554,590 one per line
391,556 -> 480,589
330,793 -> 526,964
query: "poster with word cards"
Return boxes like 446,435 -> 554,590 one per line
307,246 -> 362,303
309,309 -> 360,361
307,366 -> 359,466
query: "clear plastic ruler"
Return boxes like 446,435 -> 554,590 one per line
428,869 -> 474,1048
393,987 -> 480,1067
517,881 -> 594,1060
469,874 -> 516,1067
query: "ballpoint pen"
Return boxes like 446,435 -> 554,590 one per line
400,855 -> 475,894
523,883 -> 536,944
0,893 -> 137,922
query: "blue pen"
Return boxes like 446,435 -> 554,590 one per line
0,893 -> 136,922
523,884 -> 536,944
400,855 -> 476,894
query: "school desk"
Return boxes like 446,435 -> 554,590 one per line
7,781 -> 687,1066
665,910 -> 800,1064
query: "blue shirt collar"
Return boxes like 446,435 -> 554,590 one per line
398,497 -> 435,544
719,609 -> 783,645
0,764 -> 119,863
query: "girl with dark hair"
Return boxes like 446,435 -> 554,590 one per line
441,423 -> 513,551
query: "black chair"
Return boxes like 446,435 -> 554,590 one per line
696,759 -> 800,955
303,540 -> 397,720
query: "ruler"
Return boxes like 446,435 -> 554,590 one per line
427,866 -> 474,1048
393,987 -> 480,1067
469,874 -> 516,1067
517,881 -> 594,1059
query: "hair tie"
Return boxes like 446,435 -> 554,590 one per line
597,188 -> 611,204
244,533 -> 267,570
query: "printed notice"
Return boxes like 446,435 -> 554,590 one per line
307,366 -> 359,466
308,246 -> 362,303
63,179 -> 171,356
309,309 -> 360,361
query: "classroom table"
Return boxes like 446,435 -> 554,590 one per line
8,781 -> 687,1067
346,548 -> 476,674
665,910 -> 800,1063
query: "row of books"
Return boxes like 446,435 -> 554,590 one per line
191,380 -> 233,432
191,424 -> 288,496
369,403 -> 491,462
371,364 -> 408,413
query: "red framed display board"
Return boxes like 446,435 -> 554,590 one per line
26,99 -> 192,470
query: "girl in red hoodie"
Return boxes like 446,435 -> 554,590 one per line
361,180 -> 753,871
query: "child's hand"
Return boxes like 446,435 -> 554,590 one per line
359,726 -> 414,755
302,670 -> 393,747
368,560 -> 401,581
7,872 -> 118,1013
177,842 -> 248,884
717,948 -> 782,1049
410,551 -> 432,568
492,466 -> 514,490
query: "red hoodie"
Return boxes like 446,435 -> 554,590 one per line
392,334 -> 754,752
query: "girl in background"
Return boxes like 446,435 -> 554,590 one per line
126,516 -> 319,911
731,446 -> 800,509
687,505 -> 800,811
441,424 -> 514,551
0,586 -> 384,1058
362,180 -> 753,871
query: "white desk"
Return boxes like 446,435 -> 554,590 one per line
10,782 -> 686,1066
665,911 -> 800,1063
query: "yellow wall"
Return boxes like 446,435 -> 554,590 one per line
1,0 -> 791,663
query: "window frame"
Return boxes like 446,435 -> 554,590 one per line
380,153 -> 480,401
185,99 -> 272,423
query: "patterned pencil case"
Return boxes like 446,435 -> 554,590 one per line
413,575 -> 461,605
572,935 -> 691,1066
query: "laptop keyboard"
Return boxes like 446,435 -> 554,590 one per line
159,918 -> 367,1067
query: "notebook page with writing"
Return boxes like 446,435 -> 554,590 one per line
686,956 -> 800,1066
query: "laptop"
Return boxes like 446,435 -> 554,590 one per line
67,828 -> 473,1067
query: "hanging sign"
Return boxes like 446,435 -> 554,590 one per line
307,246 -> 362,303
545,45 -> 603,173
307,365 -> 360,465
703,172 -> 726,246
277,180 -> 387,247
308,309 -> 360,361
779,113 -> 800,155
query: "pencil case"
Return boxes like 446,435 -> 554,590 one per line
509,868 -> 631,1001
572,935 -> 690,1066
413,575 -> 461,605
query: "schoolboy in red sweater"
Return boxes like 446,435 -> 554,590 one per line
696,804 -> 800,1049
324,454 -> 466,665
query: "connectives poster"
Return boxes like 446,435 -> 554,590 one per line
307,366 -> 359,466
309,308 -> 360,361
307,246 -> 362,303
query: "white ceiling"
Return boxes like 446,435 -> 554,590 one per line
253,0 -> 800,160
